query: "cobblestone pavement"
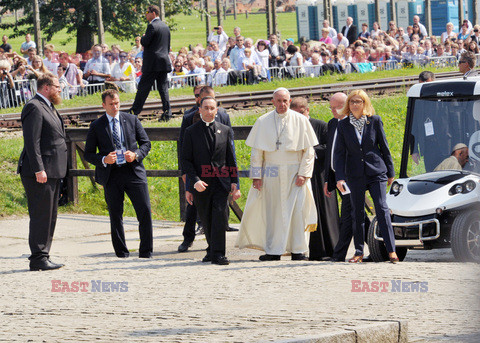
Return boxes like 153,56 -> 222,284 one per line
1,214 -> 479,342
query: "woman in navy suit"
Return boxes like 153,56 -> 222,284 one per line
333,90 -> 399,263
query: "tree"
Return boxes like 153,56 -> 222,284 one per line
0,0 -> 197,53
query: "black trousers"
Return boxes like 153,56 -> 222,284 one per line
131,71 -> 171,118
182,202 -> 202,244
349,177 -> 396,255
21,176 -> 61,261
332,193 -> 371,261
104,166 -> 153,257
193,180 -> 229,257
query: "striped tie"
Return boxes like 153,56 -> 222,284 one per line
111,118 -> 122,150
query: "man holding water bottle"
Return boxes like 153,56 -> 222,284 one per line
85,89 -> 153,258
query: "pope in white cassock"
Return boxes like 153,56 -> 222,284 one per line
236,88 -> 319,261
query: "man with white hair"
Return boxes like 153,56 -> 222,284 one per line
333,33 -> 349,48
341,17 -> 357,46
236,88 -> 319,261
323,20 -> 337,39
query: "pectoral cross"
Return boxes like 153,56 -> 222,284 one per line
276,140 -> 281,150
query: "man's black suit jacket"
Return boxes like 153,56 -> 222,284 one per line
268,45 -> 286,67
17,95 -> 68,179
141,17 -> 172,73
334,115 -> 394,182
84,111 -> 151,186
325,118 -> 339,192
178,106 -> 232,172
341,25 -> 357,45
182,121 -> 239,193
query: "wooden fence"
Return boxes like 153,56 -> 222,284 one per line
65,126 -> 253,221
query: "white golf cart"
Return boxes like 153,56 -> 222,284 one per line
367,76 -> 480,263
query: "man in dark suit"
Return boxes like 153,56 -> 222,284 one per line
341,17 -> 357,46
18,74 -> 67,271
182,96 -> 241,265
268,34 -> 286,68
290,97 -> 340,261
177,86 -> 238,252
85,89 -> 153,258
129,4 -> 172,121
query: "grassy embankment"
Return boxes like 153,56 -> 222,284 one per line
1,90 -> 408,221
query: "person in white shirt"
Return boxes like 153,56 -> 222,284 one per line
323,20 -> 337,39
412,15 -> 428,37
208,26 -> 229,53
43,44 -> 59,75
108,51 -> 137,93
441,22 -> 457,43
332,33 -> 349,48
305,53 -> 322,77
206,41 -> 223,63
211,59 -> 228,86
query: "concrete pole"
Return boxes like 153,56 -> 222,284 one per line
205,0 -> 211,45
234,0 -> 237,20
425,0 -> 432,37
216,0 -> 223,26
390,0 -> 396,26
266,0 -> 272,37
374,0 -> 381,28
159,0 -> 165,21
32,0 -> 42,56
474,0 -> 479,26
458,0 -> 464,26
96,0 -> 105,45
271,0 -> 277,35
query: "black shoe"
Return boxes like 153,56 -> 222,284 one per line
178,241 -> 192,253
202,254 -> 212,263
116,253 -> 129,258
291,253 -> 308,261
331,257 -> 345,262
259,254 -> 281,261
139,253 -> 152,258
211,255 -> 229,265
158,114 -> 171,122
321,256 -> 332,261
30,258 -> 64,271
226,226 -> 239,232
196,225 -> 205,235
363,255 -> 373,263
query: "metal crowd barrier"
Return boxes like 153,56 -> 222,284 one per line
0,54 -> 476,110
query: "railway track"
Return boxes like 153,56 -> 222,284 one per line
0,71 -> 461,129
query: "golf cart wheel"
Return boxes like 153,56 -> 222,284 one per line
451,210 -> 480,263
367,217 -> 408,262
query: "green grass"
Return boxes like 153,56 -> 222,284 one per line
0,93 -> 408,221
2,12 -> 297,54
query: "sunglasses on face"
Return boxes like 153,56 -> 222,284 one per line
120,55 -> 127,58
105,53 -> 112,57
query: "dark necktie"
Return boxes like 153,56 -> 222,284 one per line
111,118 -> 122,150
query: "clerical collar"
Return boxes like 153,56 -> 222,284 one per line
201,116 -> 216,126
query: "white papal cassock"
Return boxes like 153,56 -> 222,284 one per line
236,109 -> 319,255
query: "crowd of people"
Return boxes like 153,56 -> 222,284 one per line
1,15 -> 478,109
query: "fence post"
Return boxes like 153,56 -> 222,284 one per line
66,139 -> 79,204
177,140 -> 186,221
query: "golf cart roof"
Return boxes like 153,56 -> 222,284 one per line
407,76 -> 480,98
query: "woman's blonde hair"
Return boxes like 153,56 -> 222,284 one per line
340,89 -> 375,117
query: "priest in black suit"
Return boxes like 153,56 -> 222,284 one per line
130,4 -> 172,121
18,74 -> 67,271
177,86 -> 238,253
181,96 -> 241,265
341,17 -> 357,46
85,89 -> 153,258
291,97 -> 340,261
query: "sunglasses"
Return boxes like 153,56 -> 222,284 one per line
459,61 -> 467,64
119,55 -> 128,58
105,53 -> 112,57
